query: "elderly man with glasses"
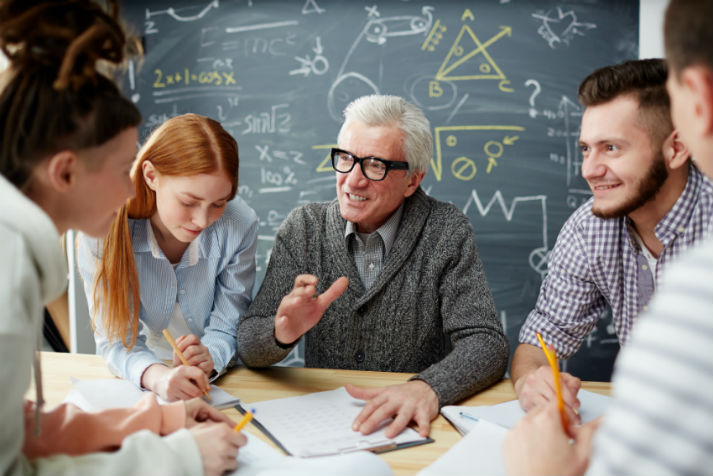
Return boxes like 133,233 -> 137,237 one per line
237,94 -> 508,438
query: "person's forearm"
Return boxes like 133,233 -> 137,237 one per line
23,395 -> 185,458
418,329 -> 509,406
510,343 -> 549,394
236,313 -> 292,367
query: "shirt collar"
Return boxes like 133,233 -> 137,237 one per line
344,202 -> 404,256
146,220 -> 200,266
654,163 -> 707,243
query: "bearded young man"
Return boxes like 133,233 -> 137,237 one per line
503,2 -> 713,474
510,58 -> 713,419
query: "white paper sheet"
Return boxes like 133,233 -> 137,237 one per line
418,419 -> 508,476
231,434 -> 393,476
247,387 -> 429,457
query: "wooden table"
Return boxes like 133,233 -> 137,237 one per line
33,352 -> 611,475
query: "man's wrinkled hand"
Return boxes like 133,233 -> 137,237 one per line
274,275 -> 348,345
346,380 -> 439,439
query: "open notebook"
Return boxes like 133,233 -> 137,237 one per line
67,377 -> 241,410
242,387 -> 433,457
441,389 -> 613,434
421,389 -> 614,475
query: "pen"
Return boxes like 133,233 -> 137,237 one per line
234,409 -> 254,432
162,328 -> 210,398
536,332 -> 569,432
459,411 -> 479,423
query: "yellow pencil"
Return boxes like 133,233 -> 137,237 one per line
234,409 -> 254,432
162,328 -> 210,398
536,332 -> 568,432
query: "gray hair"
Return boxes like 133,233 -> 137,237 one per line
337,95 -> 432,175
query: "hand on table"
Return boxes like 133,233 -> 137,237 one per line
190,422 -> 246,476
173,334 -> 214,376
346,380 -> 439,439
502,401 -> 599,476
142,363 -> 211,402
274,274 -> 348,345
514,365 -> 582,425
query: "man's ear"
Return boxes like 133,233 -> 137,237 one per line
46,150 -> 79,192
682,66 -> 713,136
142,160 -> 158,191
403,170 -> 426,198
663,130 -> 690,171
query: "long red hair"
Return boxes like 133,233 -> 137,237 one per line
92,113 -> 239,348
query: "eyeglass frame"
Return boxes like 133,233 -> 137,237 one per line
330,148 -> 409,181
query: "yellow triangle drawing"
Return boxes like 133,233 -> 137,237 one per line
314,144 -> 337,172
435,24 -> 511,82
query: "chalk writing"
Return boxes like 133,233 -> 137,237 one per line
532,7 -> 596,49
432,125 -> 525,182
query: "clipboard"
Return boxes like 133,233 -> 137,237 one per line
235,387 -> 434,457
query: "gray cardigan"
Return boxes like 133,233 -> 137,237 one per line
237,187 -> 508,406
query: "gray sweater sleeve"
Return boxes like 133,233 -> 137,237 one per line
236,207 -> 309,367
410,210 -> 509,406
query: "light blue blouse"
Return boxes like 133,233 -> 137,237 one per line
77,196 -> 258,388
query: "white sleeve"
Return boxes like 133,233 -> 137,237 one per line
587,241 -> 713,476
24,429 -> 203,476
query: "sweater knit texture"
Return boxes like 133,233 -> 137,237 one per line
237,187 -> 509,406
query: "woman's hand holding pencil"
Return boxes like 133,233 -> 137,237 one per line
171,333 -> 214,376
161,329 -> 211,399
138,329 -> 211,401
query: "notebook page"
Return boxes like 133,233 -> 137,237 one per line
67,378 -> 240,410
248,387 -> 428,457
444,389 -> 613,432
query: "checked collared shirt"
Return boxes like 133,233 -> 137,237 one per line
519,164 -> 713,358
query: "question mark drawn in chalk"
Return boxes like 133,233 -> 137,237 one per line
525,79 -> 541,118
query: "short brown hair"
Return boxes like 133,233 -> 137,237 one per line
578,59 -> 672,147
664,0 -> 713,78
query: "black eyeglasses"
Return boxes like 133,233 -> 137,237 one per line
330,148 -> 409,181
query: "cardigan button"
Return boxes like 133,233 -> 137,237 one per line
354,350 -> 365,363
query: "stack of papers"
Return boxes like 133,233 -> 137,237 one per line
244,387 -> 432,457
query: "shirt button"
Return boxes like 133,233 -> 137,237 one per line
642,265 -> 648,271
179,289 -> 186,295
677,226 -> 685,233
188,318 -> 193,322
355,350 -> 365,363
643,306 -> 649,311
368,263 -> 375,270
